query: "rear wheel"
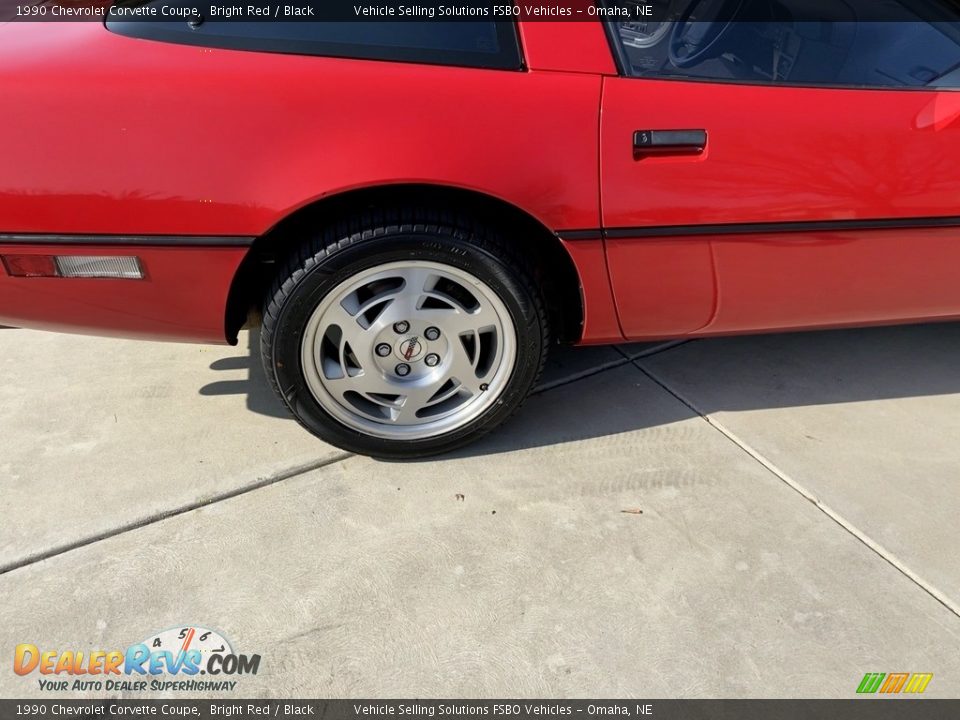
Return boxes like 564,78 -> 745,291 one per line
260,209 -> 549,458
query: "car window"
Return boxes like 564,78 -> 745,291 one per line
602,0 -> 960,89
107,3 -> 521,71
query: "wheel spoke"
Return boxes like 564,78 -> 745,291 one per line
448,331 -> 498,395
450,332 -> 480,378
348,369 -> 405,398
438,304 -> 496,339
404,265 -> 436,295
323,302 -> 372,354
394,382 -> 442,424
464,303 -> 497,330
424,377 -> 463,406
353,288 -> 403,328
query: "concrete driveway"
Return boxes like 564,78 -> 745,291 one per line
1,323 -> 959,698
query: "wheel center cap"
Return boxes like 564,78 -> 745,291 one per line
395,336 -> 425,362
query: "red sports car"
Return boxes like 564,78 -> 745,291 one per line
2,0 -> 960,456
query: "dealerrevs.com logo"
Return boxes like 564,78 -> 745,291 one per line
13,625 -> 261,693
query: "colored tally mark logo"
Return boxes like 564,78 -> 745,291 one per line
857,672 -> 933,694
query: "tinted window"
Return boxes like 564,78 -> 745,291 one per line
107,4 -> 521,70
604,0 -> 960,89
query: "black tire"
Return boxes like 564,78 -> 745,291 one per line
260,207 -> 550,459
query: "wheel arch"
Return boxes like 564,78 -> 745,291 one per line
225,183 -> 585,345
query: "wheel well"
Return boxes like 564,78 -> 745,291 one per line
225,184 -> 584,345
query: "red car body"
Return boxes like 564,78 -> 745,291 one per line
3,19 -> 960,345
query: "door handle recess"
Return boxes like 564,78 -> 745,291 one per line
634,129 -> 707,156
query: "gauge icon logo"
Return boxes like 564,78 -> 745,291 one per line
142,625 -> 233,664
134,624 -> 260,677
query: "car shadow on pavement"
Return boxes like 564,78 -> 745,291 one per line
198,328 -> 289,419
199,321 -> 960,457
456,321 -> 960,458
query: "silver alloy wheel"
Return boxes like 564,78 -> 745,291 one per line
300,260 -> 517,440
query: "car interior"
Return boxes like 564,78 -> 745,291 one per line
614,0 -> 960,88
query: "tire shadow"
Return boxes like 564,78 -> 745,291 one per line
197,328 -> 289,419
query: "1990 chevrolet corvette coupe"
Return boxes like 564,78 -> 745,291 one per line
3,0 -> 960,456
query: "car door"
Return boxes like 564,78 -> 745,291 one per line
600,0 -> 960,339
